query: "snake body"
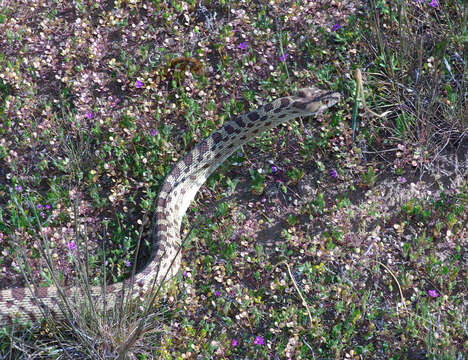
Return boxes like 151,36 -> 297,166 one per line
0,86 -> 340,325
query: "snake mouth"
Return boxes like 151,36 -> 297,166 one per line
316,92 -> 340,114
324,92 -> 341,107
294,91 -> 340,114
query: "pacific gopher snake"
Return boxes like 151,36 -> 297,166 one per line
0,86 -> 340,325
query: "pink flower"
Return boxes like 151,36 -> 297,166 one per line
232,339 -> 238,347
279,53 -> 288,62
429,0 -> 438,7
254,336 -> 264,345
428,289 -> 439,298
135,80 -> 143,88
238,42 -> 248,50
331,24 -> 341,32
68,241 -> 77,251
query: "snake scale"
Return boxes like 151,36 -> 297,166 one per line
0,86 -> 340,325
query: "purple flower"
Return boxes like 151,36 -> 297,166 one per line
254,336 -> 264,345
45,204 -> 51,209
428,289 -> 439,298
329,168 -> 338,179
40,211 -> 46,218
238,42 -> 248,50
15,185 -> 23,192
400,177 -> 407,183
184,270 -> 188,277
135,80 -> 143,88
125,260 -> 131,267
331,24 -> 341,32
271,165 -> 278,173
215,290 -> 221,297
279,53 -> 288,62
232,339 -> 238,347
151,129 -> 158,136
68,241 -> 77,251
429,0 -> 438,7
86,111 -> 93,119
37,204 -> 43,209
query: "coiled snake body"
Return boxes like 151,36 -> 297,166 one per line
0,86 -> 340,325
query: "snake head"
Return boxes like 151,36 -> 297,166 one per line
294,87 -> 341,115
